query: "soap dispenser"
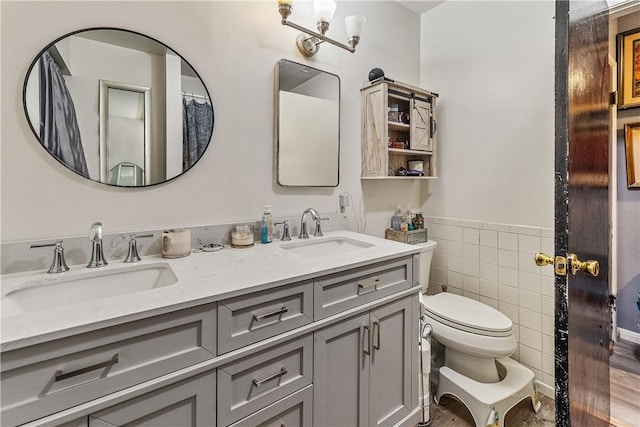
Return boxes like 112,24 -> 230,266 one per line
261,205 -> 273,243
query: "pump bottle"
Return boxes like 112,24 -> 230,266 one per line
261,206 -> 273,243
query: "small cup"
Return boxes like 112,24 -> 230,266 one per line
231,225 -> 254,248
162,228 -> 191,258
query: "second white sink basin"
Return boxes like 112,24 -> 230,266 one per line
280,236 -> 374,258
1,262 -> 178,318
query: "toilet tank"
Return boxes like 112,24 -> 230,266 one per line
415,240 -> 437,296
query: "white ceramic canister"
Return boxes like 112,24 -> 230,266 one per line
162,228 -> 191,258
408,160 -> 424,172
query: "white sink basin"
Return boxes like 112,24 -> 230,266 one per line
280,236 -> 374,258
1,263 -> 178,317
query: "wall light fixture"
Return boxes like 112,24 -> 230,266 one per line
278,0 -> 366,57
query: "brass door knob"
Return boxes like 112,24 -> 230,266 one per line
534,253 -> 554,266
568,254 -> 600,277
534,252 -> 599,277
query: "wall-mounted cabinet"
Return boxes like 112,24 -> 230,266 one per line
361,79 -> 438,180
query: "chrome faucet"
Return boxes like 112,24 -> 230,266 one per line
124,233 -> 153,263
87,222 -> 108,268
274,220 -> 292,241
298,208 -> 320,239
30,241 -> 70,273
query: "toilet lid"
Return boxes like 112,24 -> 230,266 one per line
423,293 -> 513,337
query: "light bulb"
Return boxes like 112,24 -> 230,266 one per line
345,15 -> 366,38
313,0 -> 336,24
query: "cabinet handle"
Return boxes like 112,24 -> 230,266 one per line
252,367 -> 288,387
430,118 -> 437,138
358,279 -> 380,292
363,325 -> 371,355
54,354 -> 119,382
373,321 -> 381,351
253,305 -> 288,321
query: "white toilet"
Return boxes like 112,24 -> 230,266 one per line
417,246 -> 541,427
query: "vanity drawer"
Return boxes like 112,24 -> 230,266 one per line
227,385 -> 313,427
217,281 -> 313,354
217,334 -> 313,426
314,257 -> 413,319
1,304 -> 216,427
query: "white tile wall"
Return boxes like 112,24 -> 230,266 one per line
425,217 -> 555,391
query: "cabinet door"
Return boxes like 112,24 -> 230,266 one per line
362,85 -> 388,177
369,297 -> 414,427
314,313 -> 370,427
410,99 -> 432,152
88,371 -> 216,427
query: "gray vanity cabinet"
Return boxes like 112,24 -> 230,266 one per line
1,254 -> 419,427
313,296 -> 416,427
368,297 -> 415,427
87,370 -> 216,426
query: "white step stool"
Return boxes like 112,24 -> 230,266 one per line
434,357 -> 542,427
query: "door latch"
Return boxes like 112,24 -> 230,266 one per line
534,253 -> 567,276
534,253 -> 599,277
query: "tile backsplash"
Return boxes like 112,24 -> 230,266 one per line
0,214 -> 347,275
424,216 -> 555,395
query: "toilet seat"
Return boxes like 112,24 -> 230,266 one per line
423,293 -> 512,337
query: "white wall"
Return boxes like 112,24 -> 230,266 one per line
0,1 -> 422,242
420,1 -> 555,229
418,1 -> 556,395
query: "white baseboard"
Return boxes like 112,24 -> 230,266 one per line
618,327 -> 640,344
536,380 -> 554,399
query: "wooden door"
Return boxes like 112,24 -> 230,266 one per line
362,85 -> 388,177
88,371 -> 216,426
555,1 -> 611,425
369,297 -> 414,427
313,313 -> 370,427
410,99 -> 432,152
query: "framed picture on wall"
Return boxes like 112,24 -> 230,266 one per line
617,28 -> 640,109
624,122 -> 640,188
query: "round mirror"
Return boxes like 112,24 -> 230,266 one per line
23,28 -> 214,187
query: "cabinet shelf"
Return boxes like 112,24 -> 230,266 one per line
388,122 -> 410,131
388,148 -> 432,156
361,79 -> 438,179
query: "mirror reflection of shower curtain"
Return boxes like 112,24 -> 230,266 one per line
38,51 -> 89,177
182,97 -> 213,171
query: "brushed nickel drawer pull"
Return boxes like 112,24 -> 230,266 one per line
363,325 -> 371,355
373,321 -> 381,350
252,367 -> 288,387
358,278 -> 380,291
253,306 -> 288,321
54,354 -> 119,382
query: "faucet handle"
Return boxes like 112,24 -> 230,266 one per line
89,222 -> 104,241
124,234 -> 153,263
274,221 -> 291,241
30,241 -> 70,273
313,217 -> 330,237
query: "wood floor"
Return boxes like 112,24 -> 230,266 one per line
428,339 -> 640,427
610,339 -> 640,427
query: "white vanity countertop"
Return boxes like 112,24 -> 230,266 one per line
1,231 -> 421,351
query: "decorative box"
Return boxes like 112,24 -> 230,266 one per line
385,228 -> 428,245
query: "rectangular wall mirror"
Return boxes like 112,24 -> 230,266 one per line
275,59 -> 340,187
